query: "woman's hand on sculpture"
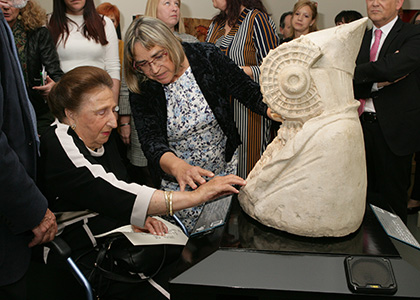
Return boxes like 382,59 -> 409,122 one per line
33,76 -> 56,98
192,175 -> 247,203
240,66 -> 254,80
267,107 -> 284,122
132,216 -> 168,236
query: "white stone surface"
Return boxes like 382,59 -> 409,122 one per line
238,18 -> 369,237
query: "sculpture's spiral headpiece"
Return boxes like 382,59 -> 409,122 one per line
260,40 -> 323,122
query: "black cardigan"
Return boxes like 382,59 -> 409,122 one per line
130,42 -> 268,184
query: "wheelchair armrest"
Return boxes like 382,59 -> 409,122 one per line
46,237 -> 94,300
47,236 -> 72,259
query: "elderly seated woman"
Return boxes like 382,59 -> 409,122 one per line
38,66 -> 245,299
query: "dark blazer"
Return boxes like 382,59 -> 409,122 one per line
354,18 -> 420,156
0,11 -> 48,285
130,42 -> 268,183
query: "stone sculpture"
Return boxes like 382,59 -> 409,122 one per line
238,18 -> 369,237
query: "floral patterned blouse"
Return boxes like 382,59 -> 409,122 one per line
161,67 -> 238,232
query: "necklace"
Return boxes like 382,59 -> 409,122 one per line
67,14 -> 85,32
75,22 -> 85,32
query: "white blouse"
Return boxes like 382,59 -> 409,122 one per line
56,14 -> 120,80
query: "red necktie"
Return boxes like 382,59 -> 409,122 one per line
358,29 -> 383,116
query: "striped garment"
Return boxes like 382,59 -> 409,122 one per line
206,8 -> 279,178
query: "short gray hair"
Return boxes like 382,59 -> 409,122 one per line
124,16 -> 185,94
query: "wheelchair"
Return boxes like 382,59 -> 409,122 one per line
27,211 -> 189,300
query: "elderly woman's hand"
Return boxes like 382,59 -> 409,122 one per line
132,216 -> 168,236
146,175 -> 246,217
192,175 -> 247,203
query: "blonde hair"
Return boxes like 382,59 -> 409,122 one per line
124,16 -> 185,94
19,0 -> 46,31
144,0 -> 186,33
290,0 -> 318,39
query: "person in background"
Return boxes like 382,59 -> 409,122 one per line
334,9 -> 363,26
96,2 -> 123,68
39,65 -> 245,299
206,0 -> 279,179
48,0 -> 120,103
125,17 -> 273,232
283,0 -> 318,42
0,1 -> 57,299
410,10 -> 420,25
279,11 -> 292,42
407,10 -> 420,214
118,0 -> 198,187
145,0 -> 198,42
1,0 -> 63,135
354,0 -> 420,223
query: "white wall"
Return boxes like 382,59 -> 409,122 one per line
38,0 -> 420,37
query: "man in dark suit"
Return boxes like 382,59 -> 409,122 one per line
354,0 -> 420,223
0,1 -> 57,299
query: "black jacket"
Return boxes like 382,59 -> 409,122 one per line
25,26 -> 63,133
354,18 -> 420,156
39,125 -> 153,254
130,42 -> 268,184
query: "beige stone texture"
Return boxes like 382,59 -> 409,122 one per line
238,18 -> 369,237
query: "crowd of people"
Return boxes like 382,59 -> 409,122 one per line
1,0 -> 420,299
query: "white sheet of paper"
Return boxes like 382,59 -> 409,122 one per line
94,217 -> 189,246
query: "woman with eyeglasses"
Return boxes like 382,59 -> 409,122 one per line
118,0 -> 199,187
125,16 -> 273,233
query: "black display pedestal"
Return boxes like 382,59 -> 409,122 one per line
170,197 -> 420,299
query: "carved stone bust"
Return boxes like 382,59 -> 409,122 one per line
238,18 -> 368,237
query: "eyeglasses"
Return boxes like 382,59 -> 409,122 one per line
132,50 -> 168,73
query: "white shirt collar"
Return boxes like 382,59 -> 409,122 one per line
86,145 -> 105,157
373,16 -> 398,38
